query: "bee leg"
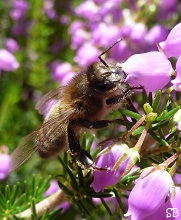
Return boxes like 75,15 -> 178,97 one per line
106,86 -> 143,105
78,118 -> 123,129
106,95 -> 125,105
68,126 -> 108,171
77,119 -> 111,129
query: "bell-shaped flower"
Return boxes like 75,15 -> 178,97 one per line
125,167 -> 173,220
122,52 -> 172,92
142,187 -> 181,220
159,22 -> 181,59
90,143 -> 129,192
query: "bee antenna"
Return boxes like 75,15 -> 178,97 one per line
98,38 -> 123,67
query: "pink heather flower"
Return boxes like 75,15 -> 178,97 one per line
173,173 -> 181,185
0,49 -> 19,72
122,52 -> 172,92
44,0 -> 56,19
145,25 -> 168,50
75,1 -> 98,20
90,143 -> 129,192
69,21 -> 85,35
91,23 -> 121,47
97,0 -> 123,18
51,62 -> 75,86
130,23 -> 147,44
0,154 -> 11,181
70,28 -> 88,50
110,39 -> 133,61
44,180 -> 60,196
125,167 -> 173,220
158,0 -> 178,20
5,38 -> 19,53
171,55 -> 181,92
159,22 -> 181,59
10,0 -> 29,20
74,42 -> 99,67
143,187 -> 181,220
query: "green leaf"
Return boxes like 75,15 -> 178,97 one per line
120,109 -> 142,120
132,126 -> 145,136
86,134 -> 95,151
0,191 -> 6,210
148,130 -> 169,146
161,106 -> 180,121
5,185 -> 10,200
152,90 -> 161,112
78,166 -> 84,188
57,181 -> 73,196
81,132 -> 87,148
113,188 -> 126,214
101,198 -> 112,216
10,183 -> 20,206
13,194 -> 26,209
37,176 -> 51,196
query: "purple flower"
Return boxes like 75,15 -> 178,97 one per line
5,38 -> 19,53
74,42 -> 99,67
69,21 -> 85,34
173,173 -> 181,185
159,22 -> 181,59
70,28 -> 88,50
75,1 -> 98,20
44,180 -> 60,196
157,0 -> 178,20
51,62 -> 75,86
110,39 -> 133,61
142,187 -> 181,220
125,167 -> 173,220
145,25 -> 168,50
0,154 -> 11,181
44,0 -> 57,19
90,143 -> 129,192
97,0 -> 123,18
122,52 -> 172,92
91,23 -> 121,47
0,49 -> 19,72
10,0 -> 29,20
130,23 -> 147,46
171,55 -> 181,92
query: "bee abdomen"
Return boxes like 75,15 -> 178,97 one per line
36,132 -> 67,158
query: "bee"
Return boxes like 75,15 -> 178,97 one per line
10,39 -> 130,172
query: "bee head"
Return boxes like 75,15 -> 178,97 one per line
87,62 -> 127,93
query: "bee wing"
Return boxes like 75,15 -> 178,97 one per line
10,131 -> 38,172
10,106 -> 77,172
35,87 -> 63,115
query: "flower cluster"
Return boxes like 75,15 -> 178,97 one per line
89,21 -> 181,220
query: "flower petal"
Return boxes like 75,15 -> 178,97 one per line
159,22 -> 181,58
122,52 -> 172,92
125,168 -> 171,220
